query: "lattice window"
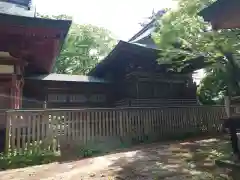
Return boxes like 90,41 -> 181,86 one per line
47,94 -> 67,102
89,94 -> 106,103
69,94 -> 87,103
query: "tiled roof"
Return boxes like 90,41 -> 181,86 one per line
26,73 -> 110,83
0,12 -> 71,30
8,0 -> 32,8
128,10 -> 166,49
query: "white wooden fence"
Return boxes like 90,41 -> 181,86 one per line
5,106 -> 226,154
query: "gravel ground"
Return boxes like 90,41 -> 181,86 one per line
0,136 -> 237,180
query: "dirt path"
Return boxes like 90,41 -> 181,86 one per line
0,137 -> 237,180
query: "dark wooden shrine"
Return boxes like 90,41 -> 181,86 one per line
24,74 -> 113,108
17,13 -> 208,110
88,30 -> 207,107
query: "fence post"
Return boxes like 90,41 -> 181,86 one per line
5,111 -> 10,153
41,111 -> 49,150
119,110 -> 123,137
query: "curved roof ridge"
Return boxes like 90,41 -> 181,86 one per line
128,10 -> 166,42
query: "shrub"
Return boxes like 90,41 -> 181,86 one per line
0,151 -> 59,170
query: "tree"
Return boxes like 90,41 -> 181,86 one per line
54,23 -> 116,74
36,14 -> 116,75
153,0 -> 240,97
36,13 -> 73,20
197,69 -> 226,104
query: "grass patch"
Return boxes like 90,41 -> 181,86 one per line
0,145 -> 103,170
0,151 -> 59,170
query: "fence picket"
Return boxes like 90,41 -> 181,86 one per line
21,114 -> 27,152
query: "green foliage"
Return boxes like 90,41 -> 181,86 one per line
36,14 -> 116,75
54,23 -> 116,75
153,0 -> 216,63
0,152 -> 58,170
78,145 -> 101,157
197,69 -> 226,105
153,0 -> 240,97
36,13 -> 72,20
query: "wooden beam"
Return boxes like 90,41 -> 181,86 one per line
0,57 -> 27,65
0,25 -> 63,38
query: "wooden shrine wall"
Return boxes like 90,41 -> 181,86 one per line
123,72 -> 197,100
22,80 -> 115,109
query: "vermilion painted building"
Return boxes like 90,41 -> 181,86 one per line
0,8 -> 71,110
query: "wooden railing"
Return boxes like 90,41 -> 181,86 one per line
115,98 -> 198,107
5,106 -> 226,154
125,71 -> 191,83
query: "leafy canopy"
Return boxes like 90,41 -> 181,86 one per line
197,69 -> 226,104
153,0 -> 240,96
54,23 -> 116,75
37,13 -> 116,75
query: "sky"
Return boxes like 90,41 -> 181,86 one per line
34,0 -> 177,41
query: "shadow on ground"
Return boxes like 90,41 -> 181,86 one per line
106,135 -> 240,180
1,135 -> 239,180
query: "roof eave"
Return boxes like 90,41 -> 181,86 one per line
0,13 -> 72,30
198,0 -> 240,22
25,74 -> 111,83
0,13 -> 72,74
88,41 -> 125,76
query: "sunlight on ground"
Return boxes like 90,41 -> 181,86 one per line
106,136 -> 236,179
0,136 -> 238,180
